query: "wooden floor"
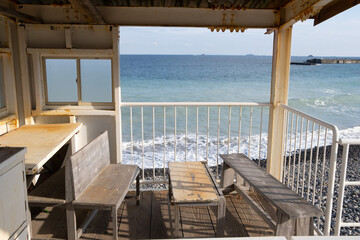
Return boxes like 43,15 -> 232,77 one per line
31,191 -> 274,239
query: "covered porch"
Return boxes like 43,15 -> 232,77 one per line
0,0 -> 359,239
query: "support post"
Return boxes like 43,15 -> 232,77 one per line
112,26 -> 122,163
8,21 -> 25,126
267,27 -> 292,180
17,25 -> 33,125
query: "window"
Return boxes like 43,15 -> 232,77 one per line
80,59 -> 112,103
0,58 -> 5,110
46,59 -> 77,103
44,58 -> 113,105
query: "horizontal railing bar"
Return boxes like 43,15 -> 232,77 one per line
280,104 -> 338,132
344,181 -> 360,186
340,222 -> 360,227
339,139 -> 360,145
139,180 -> 168,185
121,102 -> 271,107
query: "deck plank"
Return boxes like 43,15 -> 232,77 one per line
224,195 -> 249,237
181,205 -> 216,238
118,191 -> 152,239
151,191 -> 169,239
154,190 -> 175,238
31,191 -> 276,239
232,192 -> 274,237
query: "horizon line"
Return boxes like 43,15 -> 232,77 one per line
119,53 -> 360,58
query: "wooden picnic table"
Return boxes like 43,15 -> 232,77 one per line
168,161 -> 226,238
0,123 -> 81,175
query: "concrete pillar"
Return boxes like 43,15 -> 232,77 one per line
266,27 -> 292,180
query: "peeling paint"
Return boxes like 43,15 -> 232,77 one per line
294,5 -> 321,22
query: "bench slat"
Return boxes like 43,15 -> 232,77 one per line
169,162 -> 219,203
69,132 -> 110,200
73,164 -> 139,208
220,154 -> 322,218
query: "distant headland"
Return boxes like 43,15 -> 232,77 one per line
291,58 -> 360,65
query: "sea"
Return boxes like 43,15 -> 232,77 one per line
117,55 -> 360,167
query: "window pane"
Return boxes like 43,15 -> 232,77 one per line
80,59 -> 112,103
46,59 -> 77,103
0,59 -> 5,109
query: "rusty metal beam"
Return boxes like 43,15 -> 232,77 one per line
69,0 -> 106,24
279,0 -> 335,29
0,5 -> 42,23
313,0 -> 360,26
18,5 -> 278,28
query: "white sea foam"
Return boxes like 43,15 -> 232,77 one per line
122,133 -> 268,168
121,126 -> 360,168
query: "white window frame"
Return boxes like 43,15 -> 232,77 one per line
0,49 -> 18,121
43,57 -> 114,107
28,48 -> 116,113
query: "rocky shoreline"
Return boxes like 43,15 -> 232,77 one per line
139,144 -> 360,236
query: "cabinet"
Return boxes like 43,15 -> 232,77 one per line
0,147 -> 30,240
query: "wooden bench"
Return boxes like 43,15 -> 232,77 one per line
168,161 -> 226,238
220,153 -> 322,240
66,131 -> 140,240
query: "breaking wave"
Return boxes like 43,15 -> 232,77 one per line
121,126 -> 360,168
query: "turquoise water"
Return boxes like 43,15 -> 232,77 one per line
121,55 -> 360,129
119,55 -> 360,166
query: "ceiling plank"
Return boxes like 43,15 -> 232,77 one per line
313,0 -> 360,25
0,5 -> 42,23
279,0 -> 334,29
69,0 -> 106,24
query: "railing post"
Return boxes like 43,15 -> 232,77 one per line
324,129 -> 338,235
335,142 -> 349,235
267,27 -> 292,180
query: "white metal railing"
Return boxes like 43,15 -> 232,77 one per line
120,102 -> 270,182
280,104 -> 339,236
335,138 -> 360,235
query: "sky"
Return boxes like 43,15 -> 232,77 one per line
119,5 -> 360,57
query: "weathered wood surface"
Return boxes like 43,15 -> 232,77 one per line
73,164 -> 139,208
28,167 -> 66,206
66,131 -> 139,240
69,131 -> 110,200
220,154 -> 322,218
169,162 -> 218,203
31,191 -> 275,239
0,123 -> 82,174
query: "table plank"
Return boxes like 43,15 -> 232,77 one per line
220,154 -> 322,218
169,162 -> 218,203
0,123 -> 81,174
